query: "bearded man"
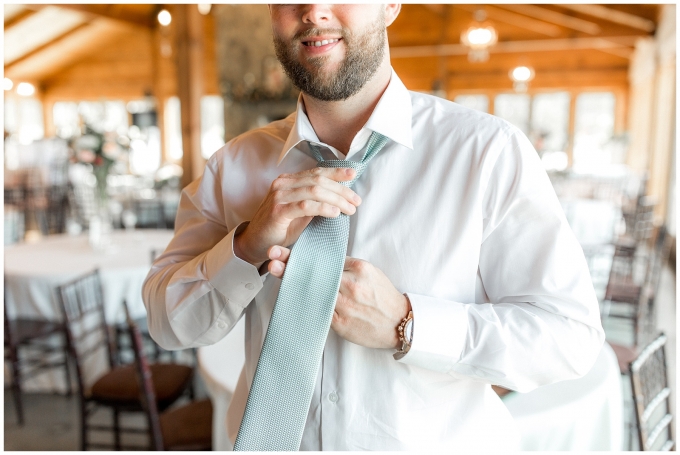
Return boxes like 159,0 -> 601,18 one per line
143,4 -> 604,451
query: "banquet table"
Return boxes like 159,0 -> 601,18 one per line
4,229 -> 174,391
198,323 -> 623,451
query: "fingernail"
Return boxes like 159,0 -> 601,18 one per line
353,194 -> 361,204
270,246 -> 280,259
345,168 -> 354,176
271,262 -> 282,274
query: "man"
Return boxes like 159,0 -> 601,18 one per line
143,4 -> 604,451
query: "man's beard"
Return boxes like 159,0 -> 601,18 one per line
273,17 -> 386,102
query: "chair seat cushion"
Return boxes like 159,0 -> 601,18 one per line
609,342 -> 638,374
160,398 -> 213,450
91,363 -> 193,410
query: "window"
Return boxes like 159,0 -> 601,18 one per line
494,94 -> 531,133
201,95 -> 225,159
573,92 -> 616,173
454,95 -> 489,113
165,97 -> 183,161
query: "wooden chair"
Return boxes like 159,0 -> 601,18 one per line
3,298 -> 71,425
630,333 -> 675,451
56,269 -> 194,450
604,226 -> 671,346
124,301 -> 212,450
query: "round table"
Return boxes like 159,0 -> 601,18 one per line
4,229 -> 174,392
503,342 -> 624,451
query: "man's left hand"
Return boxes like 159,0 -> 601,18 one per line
268,245 -> 410,349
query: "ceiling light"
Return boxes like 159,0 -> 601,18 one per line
157,9 -> 172,26
509,66 -> 535,92
461,10 -> 497,63
16,82 -> 35,97
197,4 -> 211,15
3,78 -> 13,91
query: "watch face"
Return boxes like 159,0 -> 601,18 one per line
404,319 -> 413,344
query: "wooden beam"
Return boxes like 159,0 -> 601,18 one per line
5,22 -> 91,70
496,5 -> 601,35
558,5 -> 655,32
41,4 -> 155,28
174,4 -> 205,188
390,36 -> 637,59
4,8 -> 38,30
455,5 -> 562,37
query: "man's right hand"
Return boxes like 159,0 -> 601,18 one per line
233,167 -> 362,265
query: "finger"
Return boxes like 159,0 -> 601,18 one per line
278,186 -> 358,215
298,167 -> 356,183
267,245 -> 291,263
276,173 -> 362,207
278,200 -> 345,219
268,260 -> 286,278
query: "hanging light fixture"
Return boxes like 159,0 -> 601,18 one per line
509,66 -> 535,93
157,9 -> 172,26
461,10 -> 497,63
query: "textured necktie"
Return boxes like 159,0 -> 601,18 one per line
234,132 -> 389,451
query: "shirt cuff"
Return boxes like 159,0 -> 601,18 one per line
396,292 -> 469,374
204,222 -> 263,308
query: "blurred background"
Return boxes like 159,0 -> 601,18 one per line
3,4 -> 677,452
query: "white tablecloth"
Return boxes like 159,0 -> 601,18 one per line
197,325 -> 623,451
4,229 -> 174,392
503,342 -> 624,451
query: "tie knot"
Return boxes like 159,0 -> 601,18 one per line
308,131 -> 389,187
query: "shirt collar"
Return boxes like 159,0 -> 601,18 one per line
277,68 -> 414,166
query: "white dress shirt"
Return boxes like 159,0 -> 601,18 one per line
143,69 -> 604,451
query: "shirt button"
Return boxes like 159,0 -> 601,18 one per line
217,321 -> 226,329
328,391 -> 339,403
245,282 -> 254,290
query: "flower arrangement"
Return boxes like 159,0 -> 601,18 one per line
71,124 -> 125,203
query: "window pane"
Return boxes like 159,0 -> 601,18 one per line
454,95 -> 489,113
494,94 -> 530,133
201,95 -> 225,159
165,97 -> 183,161
573,92 -> 615,173
530,92 -> 570,153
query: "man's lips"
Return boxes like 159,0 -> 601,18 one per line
299,36 -> 343,55
301,37 -> 342,48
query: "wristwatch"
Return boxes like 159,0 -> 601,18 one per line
393,310 -> 413,360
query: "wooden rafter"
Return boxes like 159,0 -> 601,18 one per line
558,5 -> 655,32
30,4 -> 156,28
390,36 -> 637,59
455,5 -> 562,37
496,5 -> 601,35
4,8 -> 38,31
5,22 -> 92,70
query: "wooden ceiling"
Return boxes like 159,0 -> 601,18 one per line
388,4 -> 660,92
3,4 -> 661,95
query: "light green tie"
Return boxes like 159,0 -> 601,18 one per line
234,132 -> 389,451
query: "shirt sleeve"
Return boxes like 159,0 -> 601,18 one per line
398,129 -> 605,393
142,157 -> 263,350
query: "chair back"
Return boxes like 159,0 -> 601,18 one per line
56,269 -> 115,394
123,301 -> 164,450
630,333 -> 675,451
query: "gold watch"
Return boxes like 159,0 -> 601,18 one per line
393,310 -> 413,360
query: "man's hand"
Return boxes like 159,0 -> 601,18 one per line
268,245 -> 410,349
233,167 -> 361,265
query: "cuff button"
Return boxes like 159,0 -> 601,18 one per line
245,282 -> 255,290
